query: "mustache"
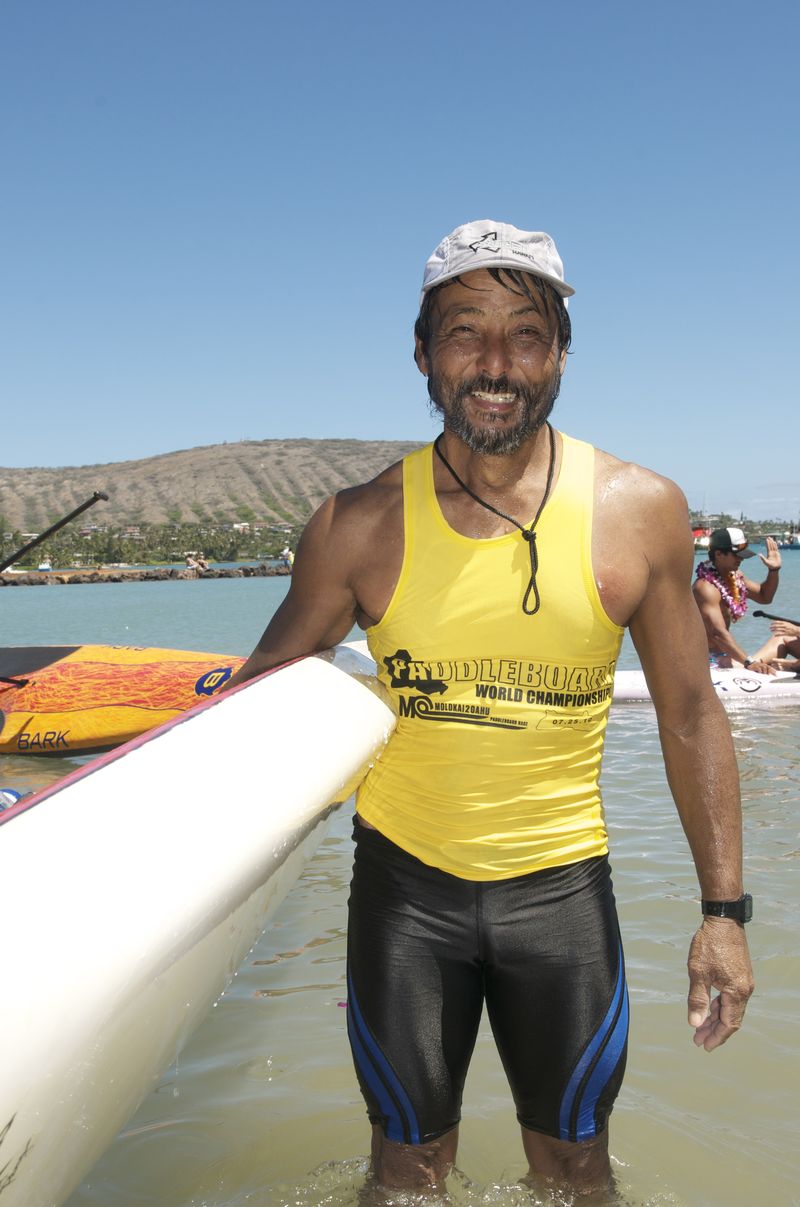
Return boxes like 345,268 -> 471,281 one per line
454,374 -> 520,400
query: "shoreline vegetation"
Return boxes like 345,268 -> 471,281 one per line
0,519 -> 302,574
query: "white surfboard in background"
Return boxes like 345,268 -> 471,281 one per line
346,639 -> 800,706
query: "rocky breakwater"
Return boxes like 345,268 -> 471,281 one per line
0,564 -> 291,587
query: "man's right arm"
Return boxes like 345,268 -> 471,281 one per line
223,494 -> 362,691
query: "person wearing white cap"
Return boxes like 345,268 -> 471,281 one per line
227,220 -> 753,1198
693,528 -> 782,670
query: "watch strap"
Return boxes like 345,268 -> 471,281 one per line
701,893 -> 752,922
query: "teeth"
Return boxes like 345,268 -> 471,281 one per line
474,391 -> 515,402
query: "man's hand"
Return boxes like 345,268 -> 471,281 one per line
759,536 -> 782,571
687,918 -> 754,1050
745,657 -> 777,676
770,620 -> 800,640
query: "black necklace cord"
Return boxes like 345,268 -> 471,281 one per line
433,423 -> 556,616
0,676 -> 30,688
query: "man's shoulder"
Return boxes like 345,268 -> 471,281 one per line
692,572 -> 718,597
309,456 -> 406,547
584,441 -> 694,582
589,443 -> 688,517
334,456 -> 405,512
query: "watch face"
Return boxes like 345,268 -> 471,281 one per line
740,893 -> 753,922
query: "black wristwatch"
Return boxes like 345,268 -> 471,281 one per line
701,893 -> 753,923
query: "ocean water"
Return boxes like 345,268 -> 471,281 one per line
2,556 -> 799,1206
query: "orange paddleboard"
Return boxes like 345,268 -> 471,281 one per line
0,645 -> 245,754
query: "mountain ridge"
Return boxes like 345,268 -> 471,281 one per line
0,438 -> 426,531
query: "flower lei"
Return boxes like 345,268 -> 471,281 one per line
696,560 -> 748,621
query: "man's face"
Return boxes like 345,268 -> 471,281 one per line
415,269 -> 566,455
713,549 -> 746,573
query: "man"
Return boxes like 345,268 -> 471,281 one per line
227,220 -> 753,1198
693,527 -> 782,671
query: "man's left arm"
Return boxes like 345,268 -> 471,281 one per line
627,483 -> 754,1051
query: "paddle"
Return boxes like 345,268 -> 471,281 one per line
752,609 -> 800,626
0,491 -> 109,574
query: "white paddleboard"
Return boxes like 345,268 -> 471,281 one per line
613,666 -> 800,704
0,645 -> 395,1207
345,640 -> 800,707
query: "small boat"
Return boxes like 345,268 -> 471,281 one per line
692,526 -> 711,551
36,560 -> 52,571
0,645 -> 246,754
761,530 -> 800,550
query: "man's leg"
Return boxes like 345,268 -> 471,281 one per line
483,857 -> 628,1197
347,822 -> 483,1190
521,1124 -> 613,1197
370,1122 -> 460,1189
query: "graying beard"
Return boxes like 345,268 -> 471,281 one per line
445,403 -> 546,454
427,379 -> 560,456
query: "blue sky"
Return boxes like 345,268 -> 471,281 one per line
2,0 -> 797,519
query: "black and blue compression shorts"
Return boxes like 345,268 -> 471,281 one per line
346,820 -> 628,1145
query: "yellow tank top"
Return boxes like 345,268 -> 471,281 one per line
356,432 -> 624,881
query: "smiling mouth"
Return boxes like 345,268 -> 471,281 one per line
472,391 -> 517,404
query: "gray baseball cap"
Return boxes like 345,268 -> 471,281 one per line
421,219 -> 574,303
